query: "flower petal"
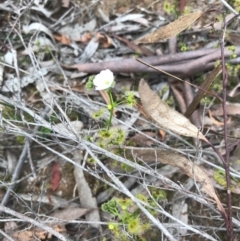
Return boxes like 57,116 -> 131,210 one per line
93,69 -> 114,90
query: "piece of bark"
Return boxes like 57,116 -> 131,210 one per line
65,48 -> 217,73
65,47 -> 240,77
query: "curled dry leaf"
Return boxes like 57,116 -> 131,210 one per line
160,149 -> 224,214
126,148 -> 226,217
138,79 -> 208,141
184,66 -> 222,118
52,206 -> 92,221
211,103 -> 240,116
229,82 -> 240,98
53,34 -> 71,44
22,22 -> 55,43
73,150 -> 101,231
97,33 -> 113,48
135,11 -> 202,44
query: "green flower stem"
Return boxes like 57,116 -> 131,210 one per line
107,89 -> 115,130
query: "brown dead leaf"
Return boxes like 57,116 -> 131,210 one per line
229,83 -> 240,98
211,103 -> 240,116
184,66 -> 222,118
10,207 -> 88,241
52,206 -> 92,220
73,150 -> 101,231
227,31 -> 240,46
99,89 -> 110,105
159,129 -> 166,141
53,34 -> 71,44
97,33 -> 113,48
208,110 -> 231,126
12,225 -> 66,241
135,11 -> 202,44
13,230 -> 33,241
160,150 -> 226,217
126,148 -> 226,216
139,79 -> 207,141
78,32 -> 92,43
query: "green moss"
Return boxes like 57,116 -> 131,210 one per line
183,6 -> 191,15
86,157 -> 97,165
120,163 -> 133,172
136,193 -> 148,203
213,168 -> 240,192
18,55 -> 31,68
134,50 -> 142,58
86,75 -> 95,90
66,110 -> 79,120
165,95 -> 174,107
199,70 -> 223,106
233,0 -> 240,11
16,136 -> 25,144
44,45 -> 51,54
200,97 -> 212,106
227,45 -> 237,58
215,60 -> 221,68
163,1 -> 177,15
213,169 -> 227,187
64,162 -> 74,174
158,85 -> 169,99
0,173 -> 12,183
149,187 -> 167,202
179,42 -> 188,52
1,105 -> 34,123
211,78 -> 222,93
92,108 -> 106,120
226,63 -> 240,78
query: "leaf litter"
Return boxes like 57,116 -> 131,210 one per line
138,79 -> 208,141
1,0 -> 240,240
135,11 -> 203,44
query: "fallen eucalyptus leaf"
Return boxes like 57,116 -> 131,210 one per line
22,22 -> 55,43
184,66 -> 222,118
138,79 -> 207,141
135,11 -> 202,44
73,150 -> 101,231
126,148 -> 226,216
52,206 -> 92,220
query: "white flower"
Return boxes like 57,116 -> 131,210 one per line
93,69 -> 114,90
